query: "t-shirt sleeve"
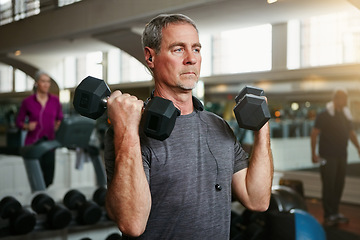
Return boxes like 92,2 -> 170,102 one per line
141,144 -> 151,184
224,120 -> 249,173
233,136 -> 249,173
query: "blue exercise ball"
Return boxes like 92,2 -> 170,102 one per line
291,209 -> 326,240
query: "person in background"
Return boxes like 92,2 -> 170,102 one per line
311,88 -> 360,227
16,71 -> 63,187
104,14 -> 273,239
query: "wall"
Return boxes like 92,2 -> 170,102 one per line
0,148 -> 99,204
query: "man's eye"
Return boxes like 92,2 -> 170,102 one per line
174,48 -> 183,52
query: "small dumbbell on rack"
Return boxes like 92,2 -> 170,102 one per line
63,189 -> 102,225
0,196 -> 36,235
31,193 -> 72,229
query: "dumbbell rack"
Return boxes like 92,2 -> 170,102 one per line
0,189 -> 121,240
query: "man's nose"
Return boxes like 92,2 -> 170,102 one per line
184,50 -> 197,65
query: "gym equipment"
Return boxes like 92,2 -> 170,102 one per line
73,76 -> 111,120
92,187 -> 112,220
0,196 -> 36,235
31,193 -> 72,229
279,178 -> 304,197
105,232 -> 122,240
233,86 -> 271,131
292,209 -> 326,240
20,115 -> 107,192
231,185 -> 308,240
63,189 -> 102,225
84,144 -> 107,188
231,209 -> 266,240
20,140 -> 61,191
93,186 -> 107,207
73,76 -> 180,141
266,209 -> 325,240
142,97 -> 180,140
269,185 -> 307,212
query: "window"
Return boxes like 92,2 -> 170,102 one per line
287,20 -> 301,69
14,69 -> 33,92
0,64 -> 13,92
58,0 -> 81,7
63,56 -> 77,88
199,34 -> 212,77
120,51 -> 152,83
212,24 -> 272,74
0,0 -> 12,25
86,51 -> 103,80
107,49 -> 121,84
300,10 -> 360,67
0,0 -> 81,26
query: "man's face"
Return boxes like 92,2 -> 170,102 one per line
334,91 -> 348,110
152,23 -> 202,91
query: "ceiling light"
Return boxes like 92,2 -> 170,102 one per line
267,0 -> 277,3
14,50 -> 21,56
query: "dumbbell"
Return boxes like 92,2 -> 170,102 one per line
92,186 -> 112,220
106,232 -> 122,240
0,196 -> 36,235
233,86 -> 271,131
63,189 -> 102,225
73,76 -> 180,141
93,186 -> 107,207
31,193 -> 72,229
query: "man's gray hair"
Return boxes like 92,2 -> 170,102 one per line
142,13 -> 198,54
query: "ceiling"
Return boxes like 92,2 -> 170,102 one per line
4,0 -> 357,63
183,0 -> 356,33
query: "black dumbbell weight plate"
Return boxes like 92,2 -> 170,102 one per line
9,208 -> 36,235
77,201 -> 102,225
0,197 -> 22,218
47,205 -> 72,229
142,97 -> 180,141
63,189 -> 87,210
93,187 -> 107,207
73,76 -> 111,120
31,193 -> 55,214
234,95 -> 270,131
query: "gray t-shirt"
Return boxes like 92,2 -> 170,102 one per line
104,98 -> 249,240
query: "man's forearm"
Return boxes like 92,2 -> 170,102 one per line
106,130 -> 151,237
245,123 -> 273,210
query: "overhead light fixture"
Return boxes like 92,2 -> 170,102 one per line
267,0 -> 277,3
14,50 -> 21,56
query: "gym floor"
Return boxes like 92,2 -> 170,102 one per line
306,198 -> 360,239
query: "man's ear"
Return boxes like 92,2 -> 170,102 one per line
144,47 -> 155,67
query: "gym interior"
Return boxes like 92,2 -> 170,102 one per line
0,0 -> 360,239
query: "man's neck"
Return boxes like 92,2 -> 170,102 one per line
154,86 -> 194,115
